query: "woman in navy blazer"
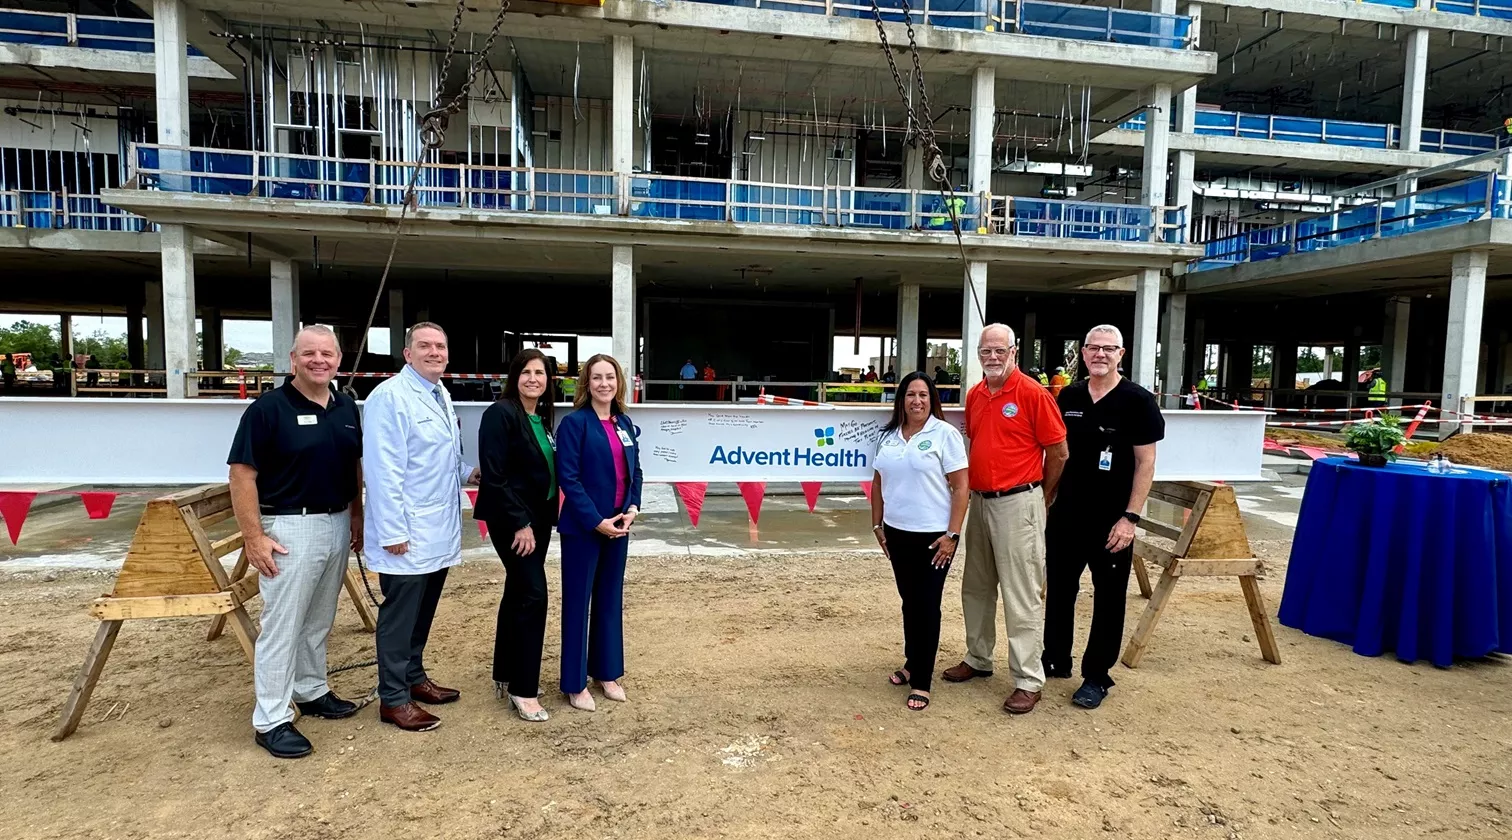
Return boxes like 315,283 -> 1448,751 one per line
555,353 -> 643,711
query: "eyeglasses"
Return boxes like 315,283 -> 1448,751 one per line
1083,344 -> 1122,355
977,348 -> 1012,358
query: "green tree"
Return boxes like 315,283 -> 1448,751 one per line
0,320 -> 61,360
75,330 -> 130,367
945,346 -> 961,376
224,345 -> 244,367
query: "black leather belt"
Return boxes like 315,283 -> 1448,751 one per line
260,504 -> 347,516
976,481 -> 1042,499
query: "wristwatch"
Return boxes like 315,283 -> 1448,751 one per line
944,531 -> 961,541
1121,511 -> 1142,525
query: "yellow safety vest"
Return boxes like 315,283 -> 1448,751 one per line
1368,377 -> 1387,403
1037,373 -> 1050,386
929,197 -> 967,228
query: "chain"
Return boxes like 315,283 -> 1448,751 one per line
344,0 -> 510,394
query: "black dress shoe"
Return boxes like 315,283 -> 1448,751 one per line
255,722 -> 313,759
296,691 -> 360,720
1072,680 -> 1110,710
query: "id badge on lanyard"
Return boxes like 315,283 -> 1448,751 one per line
616,426 -> 634,448
1098,447 -> 1113,471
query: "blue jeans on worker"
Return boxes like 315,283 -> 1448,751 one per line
559,531 -> 628,694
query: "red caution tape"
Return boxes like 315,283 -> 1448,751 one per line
860,481 -> 873,502
0,491 -> 37,545
737,482 -> 766,525
801,482 -> 823,512
77,491 -> 118,520
674,482 -> 709,528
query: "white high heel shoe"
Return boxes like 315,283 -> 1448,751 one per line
509,695 -> 550,722
565,689 -> 596,712
598,680 -> 628,703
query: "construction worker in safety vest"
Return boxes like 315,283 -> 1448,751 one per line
927,189 -> 968,230
1049,366 -> 1069,397
1367,369 -> 1387,404
1030,367 -> 1050,386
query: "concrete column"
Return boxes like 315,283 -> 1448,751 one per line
60,315 -> 76,396
1226,342 -> 1253,397
388,288 -> 405,367
1273,343 -> 1298,403
152,0 -> 191,185
897,282 -> 921,373
1343,341 -> 1361,402
903,146 -> 925,191
611,245 -> 636,389
960,261 -> 987,396
1021,311 -> 1037,371
1322,346 -> 1334,380
160,225 -> 197,397
1171,4 -> 1201,244
127,297 -> 145,370
1444,250 -> 1490,421
1140,85 -> 1172,214
146,278 -> 165,372
611,35 -> 633,175
1186,316 -> 1205,390
271,259 -> 300,374
1399,29 -> 1429,153
1132,270 -> 1160,390
969,66 -> 994,201
1158,291 -> 1186,405
201,308 -> 223,371
1382,297 -> 1411,399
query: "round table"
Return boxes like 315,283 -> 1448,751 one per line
1279,457 -> 1512,666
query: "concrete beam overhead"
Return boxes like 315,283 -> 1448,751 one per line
1093,128 -> 1504,176
0,44 -> 234,83
1202,0 -> 1512,39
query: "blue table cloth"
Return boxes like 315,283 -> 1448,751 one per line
1279,457 -> 1512,666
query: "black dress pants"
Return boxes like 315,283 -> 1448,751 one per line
1043,509 -> 1132,689
376,568 -> 449,707
489,520 -> 552,698
883,525 -> 952,692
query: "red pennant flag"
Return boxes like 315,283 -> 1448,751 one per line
477,518 -> 489,539
0,491 -> 37,545
860,481 -> 873,502
801,482 -> 823,513
737,481 -> 766,525
464,488 -> 479,507
77,491 -> 118,520
674,482 -> 708,527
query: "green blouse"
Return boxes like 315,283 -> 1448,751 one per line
527,413 -> 557,499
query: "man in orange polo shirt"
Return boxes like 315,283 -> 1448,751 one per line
942,323 -> 1068,715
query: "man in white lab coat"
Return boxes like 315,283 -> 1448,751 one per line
363,322 -> 479,732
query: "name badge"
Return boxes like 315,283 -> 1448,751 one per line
297,414 -> 318,426
616,427 -> 634,447
1098,448 -> 1113,471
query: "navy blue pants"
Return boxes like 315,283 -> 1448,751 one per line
559,531 -> 628,694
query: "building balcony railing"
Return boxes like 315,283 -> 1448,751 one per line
1188,172 -> 1511,271
0,10 -> 201,54
125,143 -> 1187,243
1119,110 -> 1507,155
1363,0 -> 1512,19
0,190 -> 153,232
690,0 -> 1194,49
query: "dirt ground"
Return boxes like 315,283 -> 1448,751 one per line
2,538 -> 1509,840
1437,433 -> 1512,472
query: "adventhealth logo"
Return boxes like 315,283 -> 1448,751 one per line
709,430 -> 868,469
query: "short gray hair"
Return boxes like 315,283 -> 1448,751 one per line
290,324 -> 338,354
1085,324 -> 1124,347
405,321 -> 448,349
979,322 -> 1016,348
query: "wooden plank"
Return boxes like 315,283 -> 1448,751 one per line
52,620 -> 122,741
1139,518 -> 1184,541
112,500 -> 221,598
195,508 -> 237,529
163,484 -> 227,507
1173,487 -> 1213,556
225,606 -> 259,664
343,568 -> 378,633
1121,565 -> 1180,669
183,512 -> 232,589
207,552 -> 250,641
1186,484 -> 1254,560
209,533 -> 245,559
90,592 -> 236,620
228,572 -> 260,605
182,489 -> 233,522
1148,481 -> 1204,508
1240,575 -> 1282,665
1173,559 -> 1259,577
1133,539 -> 1179,572
1132,555 -> 1153,599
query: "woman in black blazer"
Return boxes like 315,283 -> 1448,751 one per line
475,348 -> 559,722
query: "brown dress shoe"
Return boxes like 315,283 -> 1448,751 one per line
380,702 -> 441,731
942,661 -> 993,683
410,678 -> 460,705
1003,689 -> 1042,715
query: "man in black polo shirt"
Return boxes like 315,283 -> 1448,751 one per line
228,325 -> 364,758
1042,325 -> 1164,710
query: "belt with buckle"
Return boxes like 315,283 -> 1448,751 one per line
260,504 -> 347,516
976,481 -> 1042,499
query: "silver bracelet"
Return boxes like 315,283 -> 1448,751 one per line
872,524 -> 884,532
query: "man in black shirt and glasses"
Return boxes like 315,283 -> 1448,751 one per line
228,325 -> 364,758
1042,325 -> 1164,710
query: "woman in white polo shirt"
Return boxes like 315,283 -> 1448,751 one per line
869,371 -> 970,711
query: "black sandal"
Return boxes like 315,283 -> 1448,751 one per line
906,693 -> 930,711
889,669 -> 910,686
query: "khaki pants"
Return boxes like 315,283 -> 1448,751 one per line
961,487 -> 1047,692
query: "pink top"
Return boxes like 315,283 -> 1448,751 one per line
601,417 -> 628,510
